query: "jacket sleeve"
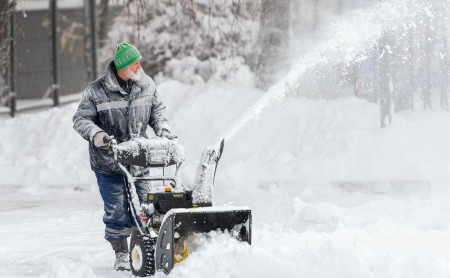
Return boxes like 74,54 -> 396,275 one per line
73,86 -> 103,142
149,89 -> 171,136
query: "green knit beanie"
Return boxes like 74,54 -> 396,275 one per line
114,43 -> 142,70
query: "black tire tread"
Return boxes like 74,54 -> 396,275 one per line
130,235 -> 156,277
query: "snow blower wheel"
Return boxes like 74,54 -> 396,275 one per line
130,235 -> 156,277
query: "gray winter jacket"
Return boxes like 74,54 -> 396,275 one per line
73,60 -> 171,175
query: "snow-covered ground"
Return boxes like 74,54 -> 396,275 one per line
1,71 -> 449,277
1,0 -> 450,277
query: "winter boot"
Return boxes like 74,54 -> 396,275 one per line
114,251 -> 130,271
109,239 -> 130,271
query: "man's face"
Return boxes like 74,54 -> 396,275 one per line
124,60 -> 142,81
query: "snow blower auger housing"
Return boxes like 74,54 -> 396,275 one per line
106,136 -> 252,277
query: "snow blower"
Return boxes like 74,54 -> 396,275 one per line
105,136 -> 252,277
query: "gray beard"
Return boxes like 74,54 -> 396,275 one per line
125,68 -> 141,81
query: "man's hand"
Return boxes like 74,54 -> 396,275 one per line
93,131 -> 109,147
160,129 -> 176,140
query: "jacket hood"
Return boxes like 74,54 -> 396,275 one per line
104,60 -> 153,94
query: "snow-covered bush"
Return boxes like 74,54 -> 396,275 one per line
100,0 -> 260,84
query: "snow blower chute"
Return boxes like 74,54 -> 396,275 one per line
106,136 -> 252,277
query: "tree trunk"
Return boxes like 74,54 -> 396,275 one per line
379,33 -> 392,127
0,0 -> 15,97
423,14 -> 433,110
84,0 -> 97,81
97,0 -> 109,49
84,0 -> 93,82
312,0 -> 319,31
408,26 -> 415,111
255,0 -> 290,90
440,1 -> 449,112
336,0 -> 343,14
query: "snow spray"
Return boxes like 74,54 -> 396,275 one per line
220,0 -> 418,144
222,56 -> 325,143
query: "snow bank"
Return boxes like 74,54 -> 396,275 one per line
0,74 -> 448,195
219,96 -> 450,189
0,104 -> 95,192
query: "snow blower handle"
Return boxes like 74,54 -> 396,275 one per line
160,129 -> 178,140
103,135 -> 117,152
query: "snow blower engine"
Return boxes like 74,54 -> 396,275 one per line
106,136 -> 252,277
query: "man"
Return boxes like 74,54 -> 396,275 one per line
73,43 -> 173,271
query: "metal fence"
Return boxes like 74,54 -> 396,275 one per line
1,0 -> 115,117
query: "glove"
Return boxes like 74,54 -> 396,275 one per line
160,129 -> 176,140
93,131 -> 109,147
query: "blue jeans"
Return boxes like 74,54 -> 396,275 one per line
94,172 -> 148,241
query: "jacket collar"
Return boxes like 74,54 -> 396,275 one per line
104,60 -> 152,95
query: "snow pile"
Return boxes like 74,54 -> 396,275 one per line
218,96 -> 450,191
158,231 -> 252,278
0,105 -> 94,191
